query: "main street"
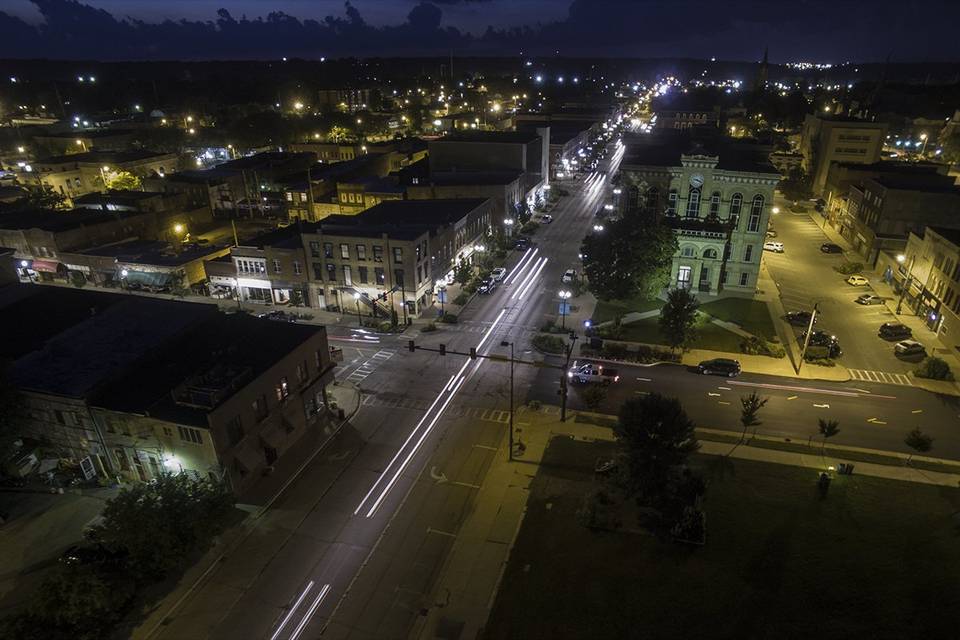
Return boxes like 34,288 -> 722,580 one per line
144,142 -> 624,640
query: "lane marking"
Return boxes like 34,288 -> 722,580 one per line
426,527 -> 457,538
912,409 -> 923,414
637,377 -> 652,382
730,380 -> 896,400
718,401 -> 731,405
867,417 -> 887,425
717,386 -> 731,390
787,395 -> 798,400
813,403 -> 830,408
708,392 -> 721,397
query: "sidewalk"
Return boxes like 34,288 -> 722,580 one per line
409,405 -> 960,640
810,215 -> 960,396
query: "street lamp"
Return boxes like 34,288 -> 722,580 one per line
896,253 -> 917,315
503,217 -> 515,238
558,290 -> 572,329
75,139 -> 87,152
919,133 -> 929,156
435,279 -> 447,314
99,165 -> 110,188
593,224 -> 605,232
173,223 -> 184,235
353,292 -> 362,326
499,339 -> 517,461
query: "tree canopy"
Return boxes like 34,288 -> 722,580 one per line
581,213 -> 677,300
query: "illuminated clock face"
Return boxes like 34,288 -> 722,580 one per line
690,173 -> 704,188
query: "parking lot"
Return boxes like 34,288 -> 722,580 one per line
764,201 -> 923,381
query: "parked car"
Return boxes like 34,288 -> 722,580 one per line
490,267 -> 507,282
60,544 -> 126,567
766,229 -> 778,238
540,214 -> 553,224
477,278 -> 496,294
514,237 -> 530,250
785,310 -> 818,326
855,293 -> 884,305
696,358 -> 742,377
562,269 -> 576,283
763,241 -> 785,253
879,322 -> 912,340
894,340 -> 926,357
820,243 -> 843,254
568,362 -> 620,385
846,275 -> 869,286
801,330 -> 843,357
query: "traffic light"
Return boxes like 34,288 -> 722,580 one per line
469,347 -> 477,360
439,343 -> 446,356
408,340 -> 415,353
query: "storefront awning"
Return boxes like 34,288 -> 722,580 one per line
31,259 -> 62,273
123,270 -> 172,286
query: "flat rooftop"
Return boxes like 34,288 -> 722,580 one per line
9,296 -> 217,398
37,149 -> 171,165
437,131 -> 542,145
317,198 -> 489,240
0,208 -> 145,232
622,131 -> 778,175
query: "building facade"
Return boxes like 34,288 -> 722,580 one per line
619,135 -> 780,295
800,115 -> 888,196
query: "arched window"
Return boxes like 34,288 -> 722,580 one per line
748,194 -> 764,232
667,189 -> 678,215
685,187 -> 701,218
628,186 -> 640,211
645,187 -> 659,212
709,191 -> 721,217
729,193 -> 743,228
703,248 -> 718,259
681,245 -> 696,257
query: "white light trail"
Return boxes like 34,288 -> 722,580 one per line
269,581 -> 315,640
511,257 -> 543,300
287,583 -> 331,640
506,247 -> 537,284
516,257 -> 548,301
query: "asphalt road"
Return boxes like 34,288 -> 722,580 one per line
532,359 -> 960,459
764,199 -> 920,376
148,141 -> 625,640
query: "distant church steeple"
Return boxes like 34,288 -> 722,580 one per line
754,46 -> 769,91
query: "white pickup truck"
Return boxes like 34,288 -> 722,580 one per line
567,361 -> 620,385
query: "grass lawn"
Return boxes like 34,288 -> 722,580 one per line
593,294 -> 663,324
485,436 -> 960,640
699,297 -> 776,340
619,315 -> 744,353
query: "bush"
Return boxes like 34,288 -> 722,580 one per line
597,321 -> 624,340
804,355 -> 836,367
914,356 -> 954,381
532,333 -> 566,354
740,336 -> 786,358
528,400 -> 542,410
540,321 -> 567,334
520,221 -> 540,235
439,312 -> 459,324
453,292 -> 469,305
421,322 -> 438,333
377,321 -> 393,333
580,384 -> 608,410
834,261 -> 864,275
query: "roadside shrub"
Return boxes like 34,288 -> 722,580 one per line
914,356 -> 954,381
580,384 -> 608,410
421,322 -> 438,333
532,333 -> 566,354
597,321 -> 624,340
439,312 -> 459,324
540,322 -> 567,334
520,221 -> 540,235
804,355 -> 836,367
834,261 -> 864,275
528,400 -> 542,411
740,336 -> 786,358
377,321 -> 394,333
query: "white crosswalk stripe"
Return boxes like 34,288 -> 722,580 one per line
344,349 -> 395,383
848,368 -> 913,386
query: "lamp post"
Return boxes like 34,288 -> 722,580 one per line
919,133 -> 929,157
99,165 -> 110,189
353,292 -> 362,326
435,279 -> 447,314
558,289 -> 572,329
896,253 -> 917,315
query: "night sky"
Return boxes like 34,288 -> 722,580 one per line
1,0 -> 958,61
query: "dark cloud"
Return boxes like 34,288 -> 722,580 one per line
0,0 -> 957,61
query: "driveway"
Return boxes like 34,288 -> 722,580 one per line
764,200 -> 918,383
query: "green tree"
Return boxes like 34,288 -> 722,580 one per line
904,427 -> 933,463
69,271 -> 87,288
659,288 -> 700,352
88,473 -> 234,579
612,393 -> 699,504
727,392 -> 767,456
328,125 -> 352,142
581,216 -> 676,300
453,257 -> 473,286
778,167 -> 812,202
104,170 -> 141,191
818,418 -> 840,456
14,185 -> 67,210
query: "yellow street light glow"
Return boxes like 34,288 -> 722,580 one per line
174,223 -> 184,234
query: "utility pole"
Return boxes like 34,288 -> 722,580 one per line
560,332 -> 579,422
796,303 -> 819,375
501,340 -> 515,461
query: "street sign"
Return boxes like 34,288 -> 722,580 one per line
558,301 -> 570,316
438,290 -> 447,303
79,456 -> 96,480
